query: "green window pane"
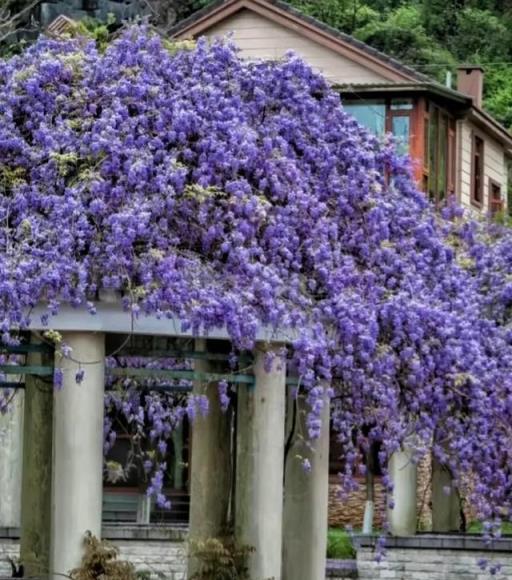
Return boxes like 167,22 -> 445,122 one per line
391,116 -> 410,155
344,101 -> 386,136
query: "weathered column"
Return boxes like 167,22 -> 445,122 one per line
20,339 -> 53,578
387,446 -> 417,536
0,388 -> 24,527
235,344 -> 286,580
283,391 -> 330,580
136,494 -> 151,525
188,339 -> 232,578
50,332 -> 105,580
362,446 -> 376,534
432,457 -> 461,532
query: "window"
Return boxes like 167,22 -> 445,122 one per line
471,134 -> 484,207
489,178 -> 503,217
391,115 -> 410,155
343,101 -> 386,136
343,99 -> 413,154
389,99 -> 413,155
423,104 -> 456,205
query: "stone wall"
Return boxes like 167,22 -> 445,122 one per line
356,535 -> 512,580
0,526 -> 188,580
0,538 -> 17,577
328,454 -> 432,530
0,526 -> 353,579
328,477 -> 387,528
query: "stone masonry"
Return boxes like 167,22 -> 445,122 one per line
356,535 -> 512,580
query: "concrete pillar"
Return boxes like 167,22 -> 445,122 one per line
0,388 -> 24,527
235,344 -> 286,580
20,339 -> 53,578
136,494 -> 151,525
432,457 -> 461,532
283,392 -> 330,580
188,340 -> 232,578
362,447 -> 376,535
388,446 -> 417,536
50,332 -> 105,579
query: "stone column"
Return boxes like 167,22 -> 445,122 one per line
50,332 -> 105,580
188,340 -> 232,578
136,495 -> 151,525
388,446 -> 417,536
283,391 -> 330,580
20,339 -> 53,578
235,344 -> 286,580
0,388 -> 24,527
432,457 -> 461,532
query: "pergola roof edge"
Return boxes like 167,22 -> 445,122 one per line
26,302 -> 296,344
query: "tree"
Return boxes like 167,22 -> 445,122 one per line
0,0 -> 38,43
356,4 -> 455,76
287,0 -> 379,34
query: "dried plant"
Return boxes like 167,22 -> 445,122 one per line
69,532 -> 138,580
189,537 -> 254,580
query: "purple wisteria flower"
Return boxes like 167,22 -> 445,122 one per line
0,27 -> 511,526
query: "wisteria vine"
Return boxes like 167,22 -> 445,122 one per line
1,27 -> 512,530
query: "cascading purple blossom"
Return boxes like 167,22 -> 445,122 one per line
1,27 -> 512,527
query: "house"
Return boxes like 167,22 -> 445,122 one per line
170,0 -> 512,217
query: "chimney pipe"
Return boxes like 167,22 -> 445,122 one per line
457,65 -> 484,108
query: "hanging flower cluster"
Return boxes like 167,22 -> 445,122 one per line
1,27 -> 512,527
103,354 -> 209,507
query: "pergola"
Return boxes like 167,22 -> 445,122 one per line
0,298 -> 332,580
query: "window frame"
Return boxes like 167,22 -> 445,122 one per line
386,105 -> 412,156
423,103 -> 457,206
471,132 -> 485,208
342,98 -> 414,151
488,177 -> 503,217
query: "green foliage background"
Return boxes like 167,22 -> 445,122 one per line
285,0 -> 512,129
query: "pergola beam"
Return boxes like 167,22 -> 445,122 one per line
27,302 -> 296,343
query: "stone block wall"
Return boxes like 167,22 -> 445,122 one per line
0,526 -> 188,580
0,538 -> 18,577
0,527 -> 352,579
356,535 -> 512,580
328,477 -> 386,528
111,539 -> 187,579
328,453 -> 432,530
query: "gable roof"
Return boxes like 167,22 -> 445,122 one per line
171,0 -> 512,148
169,0 -> 432,84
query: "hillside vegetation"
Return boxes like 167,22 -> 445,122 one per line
284,0 -> 512,128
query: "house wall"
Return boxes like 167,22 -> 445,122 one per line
328,454 -> 432,531
458,119 -> 508,212
204,9 -> 388,85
